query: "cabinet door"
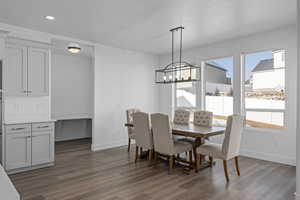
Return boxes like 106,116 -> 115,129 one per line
32,129 -> 54,166
28,47 -> 49,96
5,131 -> 31,170
4,44 -> 27,96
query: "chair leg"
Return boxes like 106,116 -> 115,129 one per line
199,154 -> 203,166
127,138 -> 131,152
189,151 -> 193,162
209,156 -> 213,168
234,156 -> 240,176
154,152 -> 158,167
148,149 -> 153,161
135,146 -> 139,163
223,160 -> 229,182
169,155 -> 174,174
140,147 -> 143,158
195,154 -> 200,173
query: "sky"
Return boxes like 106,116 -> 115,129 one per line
209,51 -> 273,81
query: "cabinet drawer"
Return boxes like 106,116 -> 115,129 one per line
32,122 -> 54,132
5,124 -> 31,134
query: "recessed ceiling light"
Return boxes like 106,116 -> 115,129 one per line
45,16 -> 55,20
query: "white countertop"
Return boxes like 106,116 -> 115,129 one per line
0,164 -> 20,200
4,119 -> 57,125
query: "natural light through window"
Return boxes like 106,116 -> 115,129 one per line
176,69 -> 197,107
243,50 -> 285,129
205,57 -> 233,126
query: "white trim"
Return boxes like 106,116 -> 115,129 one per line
91,139 -> 127,152
0,22 -> 95,46
240,149 -> 295,166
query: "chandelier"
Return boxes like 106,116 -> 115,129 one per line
155,26 -> 200,84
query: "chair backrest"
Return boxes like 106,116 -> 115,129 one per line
173,109 -> 190,125
193,110 -> 213,127
132,112 -> 153,150
126,109 -> 140,135
151,113 -> 174,155
222,115 -> 245,160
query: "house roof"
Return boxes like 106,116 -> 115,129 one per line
252,59 -> 274,72
206,61 -> 227,72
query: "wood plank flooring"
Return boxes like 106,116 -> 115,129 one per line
9,139 -> 296,200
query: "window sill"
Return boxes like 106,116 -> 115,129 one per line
243,126 -> 286,134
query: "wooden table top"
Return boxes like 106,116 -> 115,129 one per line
172,123 -> 225,138
125,123 -> 225,138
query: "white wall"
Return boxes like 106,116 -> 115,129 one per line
51,52 -> 93,120
92,44 -> 159,151
159,25 -> 297,165
51,50 -> 94,141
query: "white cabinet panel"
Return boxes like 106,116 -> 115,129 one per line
32,130 -> 54,165
4,122 -> 54,172
4,44 -> 27,96
4,43 -> 50,97
28,47 -> 49,96
5,131 -> 31,170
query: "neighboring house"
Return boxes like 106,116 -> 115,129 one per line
205,61 -> 229,84
205,61 -> 232,95
251,50 -> 285,91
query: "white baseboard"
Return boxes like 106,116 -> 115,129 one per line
240,149 -> 296,166
91,139 -> 127,152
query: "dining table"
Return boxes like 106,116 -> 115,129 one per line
124,122 -> 226,172
172,123 -> 225,171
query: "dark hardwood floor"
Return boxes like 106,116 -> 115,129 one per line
9,139 -> 296,200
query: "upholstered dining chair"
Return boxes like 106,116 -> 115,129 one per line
173,109 -> 190,125
193,110 -> 213,127
132,112 -> 154,163
151,113 -> 193,174
126,109 -> 140,152
196,115 -> 244,181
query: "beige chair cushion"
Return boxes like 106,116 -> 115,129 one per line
126,109 -> 140,139
132,112 -> 153,150
173,109 -> 190,125
151,113 -> 193,156
196,114 -> 245,161
173,141 -> 193,154
197,142 -> 226,160
222,115 -> 245,160
193,111 -> 213,127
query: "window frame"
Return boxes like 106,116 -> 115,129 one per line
241,49 -> 287,131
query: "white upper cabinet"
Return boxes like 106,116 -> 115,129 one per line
4,41 -> 50,97
28,47 -> 49,96
4,44 -> 28,96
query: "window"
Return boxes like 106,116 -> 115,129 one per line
243,50 -> 285,129
176,69 -> 197,107
204,57 -> 233,126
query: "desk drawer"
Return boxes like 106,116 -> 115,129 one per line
5,124 -> 31,134
32,122 -> 54,132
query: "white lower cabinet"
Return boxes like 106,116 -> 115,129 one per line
5,131 -> 31,170
32,123 -> 54,165
4,122 -> 55,173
